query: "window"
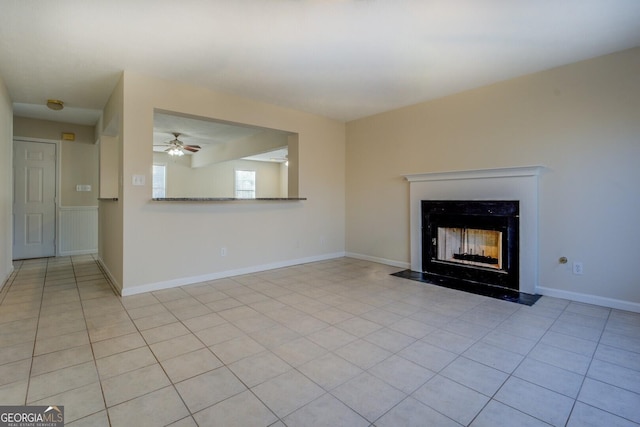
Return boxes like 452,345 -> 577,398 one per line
235,170 -> 256,199
152,164 -> 166,198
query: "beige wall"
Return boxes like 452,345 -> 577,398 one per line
0,75 -> 13,286
98,76 -> 125,291
346,48 -> 640,307
154,153 -> 285,198
99,135 -> 119,198
13,117 -> 98,207
104,71 -> 345,293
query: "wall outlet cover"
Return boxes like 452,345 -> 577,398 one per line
573,262 -> 584,275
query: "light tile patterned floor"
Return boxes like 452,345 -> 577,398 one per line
1,255 -> 639,426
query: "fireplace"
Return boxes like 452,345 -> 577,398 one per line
422,200 -> 519,292
401,166 -> 543,301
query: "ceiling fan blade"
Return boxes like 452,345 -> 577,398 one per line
183,145 -> 201,153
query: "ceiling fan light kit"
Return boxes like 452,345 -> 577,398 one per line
168,146 -> 184,156
155,132 -> 201,156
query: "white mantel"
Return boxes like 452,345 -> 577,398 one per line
403,166 -> 545,295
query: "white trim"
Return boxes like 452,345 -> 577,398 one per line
403,166 -> 545,182
537,286 -> 640,314
59,206 -> 99,210
0,265 -> 15,292
120,252 -> 346,296
345,252 -> 410,269
96,256 -> 123,294
13,136 -> 59,144
62,249 -> 97,256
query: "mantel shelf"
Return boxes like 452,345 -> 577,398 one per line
152,197 -> 307,202
403,166 -> 546,182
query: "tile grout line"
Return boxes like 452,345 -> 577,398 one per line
563,306 -> 613,427
24,258 -> 49,406
73,255 -> 115,426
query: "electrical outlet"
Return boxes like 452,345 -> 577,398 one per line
220,247 -> 227,257
573,262 -> 584,275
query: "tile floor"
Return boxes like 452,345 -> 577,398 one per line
1,255 -> 639,426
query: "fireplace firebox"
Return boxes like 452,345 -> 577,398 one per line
422,200 -> 519,292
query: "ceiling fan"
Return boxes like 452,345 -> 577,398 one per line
154,132 -> 201,156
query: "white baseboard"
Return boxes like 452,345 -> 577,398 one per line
537,286 -> 640,313
345,252 -> 410,269
59,249 -> 98,256
96,257 -> 123,295
120,252 -> 346,297
0,265 -> 15,293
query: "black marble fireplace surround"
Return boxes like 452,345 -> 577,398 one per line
394,200 -> 539,305
423,200 -> 519,289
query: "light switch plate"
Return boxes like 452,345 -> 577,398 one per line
132,175 -> 146,186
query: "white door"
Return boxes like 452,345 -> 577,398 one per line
13,140 -> 57,259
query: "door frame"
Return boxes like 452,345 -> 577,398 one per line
13,137 -> 61,258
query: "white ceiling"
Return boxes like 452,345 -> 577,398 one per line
153,111 -> 266,148
1,0 -> 639,125
152,110 -> 290,160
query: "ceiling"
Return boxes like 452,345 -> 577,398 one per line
153,111 -> 290,161
1,1 -> 639,126
153,111 -> 265,149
